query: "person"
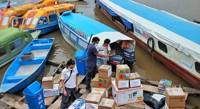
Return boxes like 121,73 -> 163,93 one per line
60,59 -> 79,109
84,37 -> 108,92
6,0 -> 11,8
97,39 -> 111,67
121,40 -> 135,71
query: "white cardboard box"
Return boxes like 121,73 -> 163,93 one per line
68,99 -> 86,109
43,84 -> 60,97
112,79 -> 143,106
116,80 -> 129,89
130,79 -> 141,88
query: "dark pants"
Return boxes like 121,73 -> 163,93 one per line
124,60 -> 134,71
61,88 -> 78,109
85,65 -> 97,90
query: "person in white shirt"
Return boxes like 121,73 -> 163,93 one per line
60,59 -> 78,109
97,39 -> 111,67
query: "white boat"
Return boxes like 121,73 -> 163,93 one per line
95,0 -> 200,89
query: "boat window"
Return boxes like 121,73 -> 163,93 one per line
49,14 -> 57,22
0,47 -> 6,58
38,16 -> 48,25
158,41 -> 168,53
2,16 -> 9,26
25,18 -> 32,25
32,18 -> 39,25
195,62 -> 200,74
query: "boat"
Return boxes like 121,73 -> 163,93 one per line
0,38 -> 54,93
95,0 -> 200,89
0,27 -> 40,68
58,11 -> 135,57
0,0 -> 56,29
15,3 -> 75,35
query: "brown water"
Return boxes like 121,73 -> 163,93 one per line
0,0 -> 199,108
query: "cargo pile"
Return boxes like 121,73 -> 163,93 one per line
42,76 -> 60,97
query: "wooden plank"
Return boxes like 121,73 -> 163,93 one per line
45,96 -> 58,107
142,84 -> 159,93
47,96 -> 62,109
182,87 -> 200,95
0,94 -> 28,109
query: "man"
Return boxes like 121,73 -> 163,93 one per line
85,37 -> 108,92
97,39 -> 111,67
60,59 -> 78,109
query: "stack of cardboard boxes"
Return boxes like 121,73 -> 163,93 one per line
85,87 -> 115,109
165,87 -> 186,109
42,76 -> 60,97
113,65 -> 143,106
91,65 -> 113,97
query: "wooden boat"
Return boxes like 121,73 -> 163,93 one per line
0,28 -> 40,68
58,11 -> 135,55
0,0 -> 56,29
95,0 -> 200,89
0,38 -> 54,93
18,3 -> 75,35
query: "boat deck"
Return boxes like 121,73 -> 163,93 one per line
32,49 -> 49,58
16,64 -> 40,76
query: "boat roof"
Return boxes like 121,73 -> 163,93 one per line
109,0 -> 200,45
60,12 -> 115,39
0,28 -> 27,47
23,3 -> 75,18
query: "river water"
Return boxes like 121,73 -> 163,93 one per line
0,0 -> 199,108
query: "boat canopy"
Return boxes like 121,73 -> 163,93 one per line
92,31 -> 135,46
60,12 -> 115,39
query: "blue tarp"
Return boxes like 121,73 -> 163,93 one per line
60,12 -> 114,39
110,0 -> 200,45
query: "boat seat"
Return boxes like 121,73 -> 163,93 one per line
7,75 -> 28,82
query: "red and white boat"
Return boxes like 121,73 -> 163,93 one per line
95,0 -> 200,89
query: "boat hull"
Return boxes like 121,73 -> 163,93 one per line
30,23 -> 58,36
95,1 -> 200,89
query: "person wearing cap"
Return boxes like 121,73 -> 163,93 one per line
60,59 -> 79,109
84,37 -> 109,92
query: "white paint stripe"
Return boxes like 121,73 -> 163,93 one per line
99,0 -> 200,60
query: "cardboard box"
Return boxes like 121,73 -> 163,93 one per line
129,72 -> 141,79
86,103 -> 98,109
165,88 -> 186,108
91,74 -> 99,87
116,65 -> 130,80
99,98 -> 115,109
85,93 -> 103,104
91,87 -> 106,97
98,77 -> 111,88
116,79 -> 129,89
106,85 -> 112,98
99,65 -> 112,79
43,84 -> 59,97
42,76 -> 53,89
142,84 -> 159,93
130,79 -> 141,88
112,79 -> 143,106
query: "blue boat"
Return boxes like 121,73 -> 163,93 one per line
95,0 -> 200,89
58,11 -> 135,50
0,38 -> 54,93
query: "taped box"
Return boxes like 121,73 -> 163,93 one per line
98,77 -> 111,88
116,79 -> 129,89
130,79 -> 141,88
116,65 -> 130,80
91,74 -> 99,87
42,76 -> 53,89
43,84 -> 59,97
129,72 -> 141,79
112,79 -> 143,106
99,65 -> 112,79
85,93 -> 103,104
91,87 -> 106,97
99,98 -> 115,109
165,88 -> 186,108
